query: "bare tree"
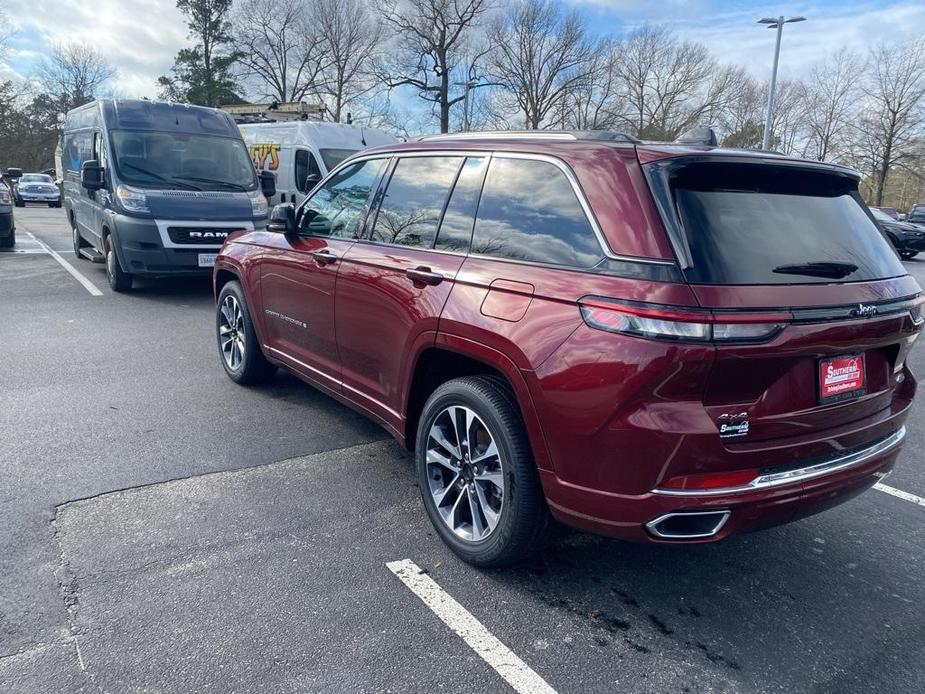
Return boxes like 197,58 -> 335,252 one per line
375,0 -> 493,133
802,49 -> 862,161
316,0 -> 383,122
232,0 -> 325,103
551,40 -> 622,130
38,42 -> 115,113
489,0 -> 598,130
617,25 -> 727,140
858,40 -> 925,205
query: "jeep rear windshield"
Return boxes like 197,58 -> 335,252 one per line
662,162 -> 905,285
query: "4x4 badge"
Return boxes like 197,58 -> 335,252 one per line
718,412 -> 749,439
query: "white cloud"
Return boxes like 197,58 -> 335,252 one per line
5,0 -> 189,97
670,2 -> 925,79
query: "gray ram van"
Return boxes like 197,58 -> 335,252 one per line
63,99 -> 274,291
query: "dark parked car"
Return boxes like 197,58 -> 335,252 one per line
13,172 -> 60,207
0,181 -> 14,247
909,203 -> 925,226
871,206 -> 899,220
213,131 -> 923,567
870,207 -> 925,259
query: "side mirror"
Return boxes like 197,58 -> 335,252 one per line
259,170 -> 276,199
267,203 -> 295,234
81,160 -> 105,191
304,172 -> 322,191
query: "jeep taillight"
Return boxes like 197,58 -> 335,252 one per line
578,297 -> 788,344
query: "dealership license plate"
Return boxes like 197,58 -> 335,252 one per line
198,253 -> 217,268
818,354 -> 866,404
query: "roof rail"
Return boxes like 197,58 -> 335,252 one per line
419,131 -> 576,141
419,130 -> 640,143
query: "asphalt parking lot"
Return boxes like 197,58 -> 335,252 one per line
1,205 -> 923,694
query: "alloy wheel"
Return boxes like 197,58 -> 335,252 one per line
425,405 -> 505,542
219,295 -> 246,370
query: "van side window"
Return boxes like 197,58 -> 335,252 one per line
64,131 -> 94,173
297,158 -> 386,239
472,158 -> 603,268
435,156 -> 487,253
369,156 -> 462,248
295,149 -> 321,194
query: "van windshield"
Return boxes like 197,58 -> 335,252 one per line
666,162 -> 906,285
319,148 -> 358,170
111,130 -> 257,191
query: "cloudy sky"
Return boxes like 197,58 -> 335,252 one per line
1,0 -> 924,99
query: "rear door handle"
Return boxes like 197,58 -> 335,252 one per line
406,266 -> 444,286
310,250 -> 338,265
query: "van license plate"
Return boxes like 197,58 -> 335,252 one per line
198,253 -> 217,268
818,354 -> 866,404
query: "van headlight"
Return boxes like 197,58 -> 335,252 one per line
115,185 -> 149,213
249,189 -> 268,218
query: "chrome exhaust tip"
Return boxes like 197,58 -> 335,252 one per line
645,510 -> 731,540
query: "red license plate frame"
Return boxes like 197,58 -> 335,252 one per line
818,353 -> 866,404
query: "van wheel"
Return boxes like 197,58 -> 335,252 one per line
416,375 -> 552,567
0,229 -> 13,248
104,236 -> 132,292
216,281 -> 275,385
72,220 -> 88,258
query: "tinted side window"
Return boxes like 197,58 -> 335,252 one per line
295,149 -> 321,193
472,158 -> 602,267
297,158 -> 386,239
435,156 -> 487,252
370,156 -> 462,248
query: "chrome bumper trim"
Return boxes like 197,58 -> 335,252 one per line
653,427 -> 906,497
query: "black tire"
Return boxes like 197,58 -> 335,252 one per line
14,198 -> 23,207
0,229 -> 13,248
216,280 -> 275,385
416,375 -> 552,568
71,217 -> 88,258
104,235 -> 132,292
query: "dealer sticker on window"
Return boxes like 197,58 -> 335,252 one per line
818,354 -> 866,404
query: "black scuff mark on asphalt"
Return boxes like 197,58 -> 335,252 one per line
648,614 -> 674,636
518,558 -> 742,671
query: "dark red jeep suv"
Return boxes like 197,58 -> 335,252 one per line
214,131 -> 923,567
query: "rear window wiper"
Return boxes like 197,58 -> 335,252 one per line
772,261 -> 859,279
174,176 -> 247,192
120,163 -> 200,190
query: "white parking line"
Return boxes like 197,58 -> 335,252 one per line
24,232 -> 103,296
875,482 -> 925,507
387,559 -> 557,694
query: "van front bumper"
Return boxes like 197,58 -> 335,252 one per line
111,215 -> 258,276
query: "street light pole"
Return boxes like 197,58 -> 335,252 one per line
758,15 -> 806,151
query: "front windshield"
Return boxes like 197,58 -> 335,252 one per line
21,174 -> 53,183
319,148 -> 359,171
111,130 -> 257,191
